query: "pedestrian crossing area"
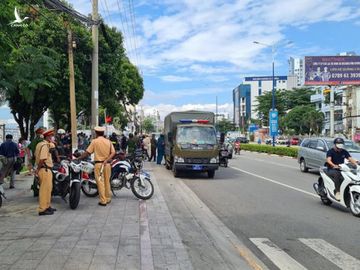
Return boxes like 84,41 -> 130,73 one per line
250,238 -> 360,270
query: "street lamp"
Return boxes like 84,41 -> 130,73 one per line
253,40 -> 292,146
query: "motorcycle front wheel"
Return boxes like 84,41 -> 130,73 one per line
69,182 -> 81,209
350,191 -> 360,217
131,177 -> 154,200
81,180 -> 99,197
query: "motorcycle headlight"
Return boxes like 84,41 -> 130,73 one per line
174,156 -> 185,163
210,157 -> 218,164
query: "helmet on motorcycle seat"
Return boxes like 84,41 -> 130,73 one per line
333,138 -> 345,145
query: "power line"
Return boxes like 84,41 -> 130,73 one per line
120,0 -> 138,65
128,0 -> 141,70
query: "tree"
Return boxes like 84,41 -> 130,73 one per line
282,105 -> 324,135
254,87 -> 316,129
217,118 -> 235,133
142,117 -> 155,133
0,1 -> 144,138
255,89 -> 287,125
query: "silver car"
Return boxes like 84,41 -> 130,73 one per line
297,137 -> 360,172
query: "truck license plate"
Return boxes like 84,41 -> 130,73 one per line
192,165 -> 203,170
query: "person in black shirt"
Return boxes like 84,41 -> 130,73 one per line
0,134 -> 20,188
326,137 -> 358,200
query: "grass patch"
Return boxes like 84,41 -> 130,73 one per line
241,144 -> 298,157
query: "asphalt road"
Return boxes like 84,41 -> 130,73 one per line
179,151 -> 360,270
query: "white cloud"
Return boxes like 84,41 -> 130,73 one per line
142,87 -> 229,103
160,75 -> 192,82
142,103 -> 233,121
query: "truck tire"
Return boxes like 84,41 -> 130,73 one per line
172,166 -> 179,178
207,170 -> 215,178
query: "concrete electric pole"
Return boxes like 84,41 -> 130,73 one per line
91,0 -> 99,129
67,28 -> 78,152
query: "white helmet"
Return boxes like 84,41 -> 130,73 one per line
57,128 -> 66,135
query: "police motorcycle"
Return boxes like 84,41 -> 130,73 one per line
31,155 -> 83,210
219,144 -> 229,167
313,162 -> 360,217
81,149 -> 154,200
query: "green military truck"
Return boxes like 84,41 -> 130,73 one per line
164,110 -> 219,178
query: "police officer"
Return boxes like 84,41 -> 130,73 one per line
35,129 -> 56,216
77,126 -> 115,206
326,137 -> 358,201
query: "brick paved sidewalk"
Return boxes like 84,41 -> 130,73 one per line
0,165 -> 192,270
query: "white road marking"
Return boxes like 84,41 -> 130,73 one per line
230,166 -> 318,198
250,238 -> 307,270
235,154 -> 299,170
299,238 -> 360,270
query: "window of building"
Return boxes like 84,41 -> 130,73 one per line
258,88 -> 262,96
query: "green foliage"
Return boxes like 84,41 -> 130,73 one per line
240,144 -> 298,157
0,1 -> 144,138
255,88 -> 315,125
143,117 -> 155,133
217,118 -> 235,133
282,105 -> 324,135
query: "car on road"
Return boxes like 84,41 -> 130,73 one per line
297,137 -> 360,172
236,137 -> 249,143
290,137 -> 300,145
276,136 -> 288,145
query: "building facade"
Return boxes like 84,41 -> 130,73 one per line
233,84 -> 251,128
288,57 -> 305,87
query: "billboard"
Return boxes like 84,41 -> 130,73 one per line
245,76 -> 287,81
305,56 -> 360,85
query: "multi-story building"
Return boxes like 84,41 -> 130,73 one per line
233,84 -> 250,128
288,57 -> 305,87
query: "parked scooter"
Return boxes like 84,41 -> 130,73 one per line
81,151 -> 154,200
219,145 -> 229,167
31,158 -> 82,209
313,163 -> 360,217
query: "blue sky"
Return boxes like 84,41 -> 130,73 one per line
16,0 -> 360,120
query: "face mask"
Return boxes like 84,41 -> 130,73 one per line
336,143 -> 344,149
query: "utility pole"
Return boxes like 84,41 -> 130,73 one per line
215,96 -> 218,130
330,86 -> 335,137
67,27 -> 78,152
91,0 -> 99,129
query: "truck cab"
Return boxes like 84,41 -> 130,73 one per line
164,111 -> 219,178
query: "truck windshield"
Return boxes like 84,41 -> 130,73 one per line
177,126 -> 217,145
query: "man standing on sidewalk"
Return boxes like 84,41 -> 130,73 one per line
150,134 -> 157,162
0,134 -> 19,189
77,126 -> 115,206
35,129 -> 56,216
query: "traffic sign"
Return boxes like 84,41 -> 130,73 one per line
269,109 -> 278,137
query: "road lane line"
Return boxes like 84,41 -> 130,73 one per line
235,155 -> 299,170
250,238 -> 308,270
299,238 -> 360,269
230,166 -> 318,198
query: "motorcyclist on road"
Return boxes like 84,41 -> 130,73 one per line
326,137 -> 358,201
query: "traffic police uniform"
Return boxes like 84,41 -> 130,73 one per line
35,129 -> 54,214
86,126 -> 115,205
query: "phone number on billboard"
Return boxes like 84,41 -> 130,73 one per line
331,73 -> 360,79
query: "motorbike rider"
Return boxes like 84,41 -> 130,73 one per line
77,126 -> 115,206
326,137 -> 358,201
34,129 -> 56,216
